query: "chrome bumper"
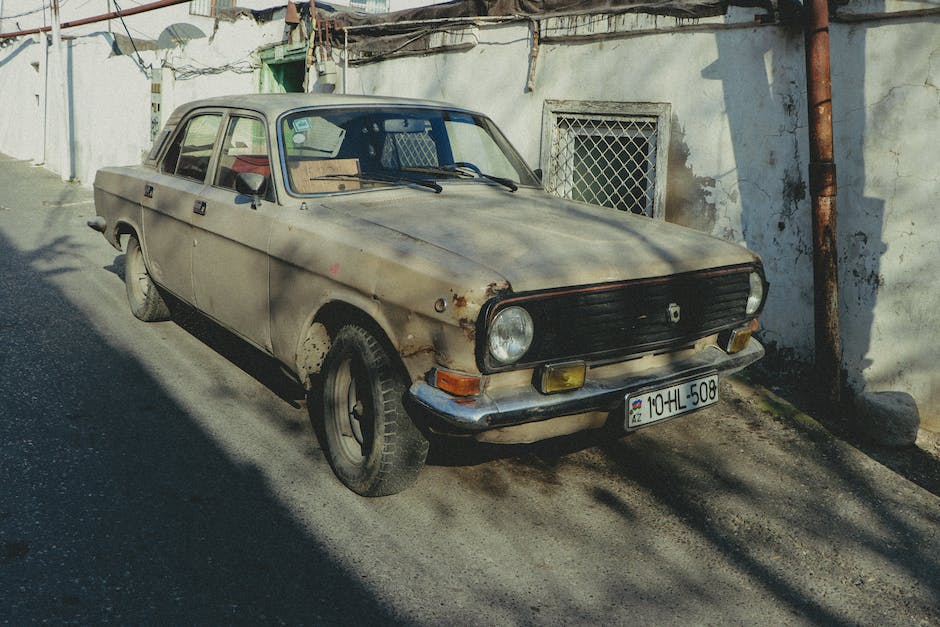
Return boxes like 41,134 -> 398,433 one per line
408,340 -> 764,432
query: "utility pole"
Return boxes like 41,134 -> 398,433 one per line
804,0 -> 841,405
49,0 -> 72,181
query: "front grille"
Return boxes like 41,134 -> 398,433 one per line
480,266 -> 758,372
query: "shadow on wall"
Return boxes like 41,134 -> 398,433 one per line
701,11 -> 890,410
0,228 -> 399,623
664,115 -> 718,233
0,38 -> 34,69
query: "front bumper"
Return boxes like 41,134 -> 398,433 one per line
408,340 -> 764,433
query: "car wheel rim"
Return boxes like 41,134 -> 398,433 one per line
128,245 -> 149,304
330,356 -> 371,463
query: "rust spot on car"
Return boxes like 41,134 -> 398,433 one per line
485,280 -> 511,299
459,317 -> 476,342
452,293 -> 468,308
399,344 -> 436,358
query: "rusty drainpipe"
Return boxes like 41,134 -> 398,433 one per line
804,0 -> 842,405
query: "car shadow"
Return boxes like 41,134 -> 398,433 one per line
3,232 -> 400,624
107,253 -> 306,411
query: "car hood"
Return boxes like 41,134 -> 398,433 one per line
319,184 -> 759,293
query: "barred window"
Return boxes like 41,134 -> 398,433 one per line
189,0 -> 233,17
542,101 -> 670,219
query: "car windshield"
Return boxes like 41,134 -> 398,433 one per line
279,106 -> 539,195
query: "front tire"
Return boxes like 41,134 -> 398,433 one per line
318,325 -> 429,496
124,235 -> 170,322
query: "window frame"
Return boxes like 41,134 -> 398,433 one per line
189,0 -> 233,18
540,100 -> 671,219
159,110 -> 226,184
276,104 -> 539,198
210,111 -> 278,203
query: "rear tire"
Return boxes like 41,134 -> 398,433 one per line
318,325 -> 429,496
124,235 -> 170,322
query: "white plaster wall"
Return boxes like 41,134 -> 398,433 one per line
345,19 -> 817,359
832,20 -> 940,429
0,13 -> 276,183
67,37 -> 155,184
0,35 -> 44,163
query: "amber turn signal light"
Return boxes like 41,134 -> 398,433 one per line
540,361 -> 586,394
720,318 -> 759,354
432,368 -> 482,397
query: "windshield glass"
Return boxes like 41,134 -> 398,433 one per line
279,106 -> 538,195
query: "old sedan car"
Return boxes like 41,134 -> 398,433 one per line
90,94 -> 767,496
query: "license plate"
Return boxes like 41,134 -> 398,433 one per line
625,374 -> 719,429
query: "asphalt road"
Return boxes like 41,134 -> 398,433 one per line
1,154 -> 938,625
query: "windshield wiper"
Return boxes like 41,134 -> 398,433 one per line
442,162 -> 518,192
403,164 -> 519,192
307,173 -> 442,193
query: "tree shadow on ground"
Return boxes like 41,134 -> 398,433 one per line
106,252 -> 307,410
745,347 -> 940,499
0,232 -> 400,623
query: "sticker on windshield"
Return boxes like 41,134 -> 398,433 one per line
289,116 -> 345,158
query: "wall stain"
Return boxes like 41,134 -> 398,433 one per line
664,115 -> 717,233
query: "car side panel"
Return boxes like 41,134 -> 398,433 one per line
140,172 -> 198,303
267,207 -> 496,381
94,167 -> 144,251
192,185 -> 273,351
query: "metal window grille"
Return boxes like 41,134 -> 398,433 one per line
542,102 -> 670,219
189,0 -> 232,17
350,0 -> 389,13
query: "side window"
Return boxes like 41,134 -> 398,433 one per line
160,114 -> 222,183
214,116 -> 274,200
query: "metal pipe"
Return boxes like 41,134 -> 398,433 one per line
0,0 -> 192,40
50,0 -> 72,181
343,26 -> 348,94
341,15 -> 517,32
804,0 -> 842,404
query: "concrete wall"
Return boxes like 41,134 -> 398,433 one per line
0,9 -> 283,184
343,9 -> 940,429
830,11 -> 940,428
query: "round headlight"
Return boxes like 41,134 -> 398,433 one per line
488,306 -> 534,364
746,271 -> 764,315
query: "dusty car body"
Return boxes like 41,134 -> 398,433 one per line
91,94 -> 767,495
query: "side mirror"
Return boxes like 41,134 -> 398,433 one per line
235,172 -> 267,209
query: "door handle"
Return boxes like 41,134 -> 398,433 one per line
144,184 -> 154,198
193,199 -> 207,215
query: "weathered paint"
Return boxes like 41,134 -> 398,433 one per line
92,94 -> 763,447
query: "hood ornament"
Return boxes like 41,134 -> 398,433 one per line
667,302 -> 681,325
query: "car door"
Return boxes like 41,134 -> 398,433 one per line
192,112 -> 274,351
142,111 -> 224,304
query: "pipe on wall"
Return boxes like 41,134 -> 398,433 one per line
804,0 -> 842,404
0,0 -> 192,40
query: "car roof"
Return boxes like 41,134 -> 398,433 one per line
168,93 -> 481,122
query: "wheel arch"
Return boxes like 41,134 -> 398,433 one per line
295,299 -> 411,391
112,219 -> 140,252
